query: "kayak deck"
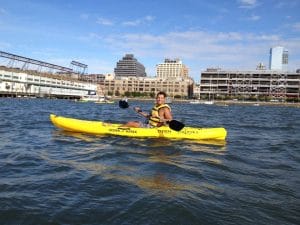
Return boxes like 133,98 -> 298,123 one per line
50,114 -> 227,140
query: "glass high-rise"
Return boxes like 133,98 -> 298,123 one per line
269,46 -> 288,71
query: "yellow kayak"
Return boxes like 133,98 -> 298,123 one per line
50,114 -> 227,140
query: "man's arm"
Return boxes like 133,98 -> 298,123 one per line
134,107 -> 149,118
159,107 -> 172,121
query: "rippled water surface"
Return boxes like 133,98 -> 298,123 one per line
0,98 -> 299,225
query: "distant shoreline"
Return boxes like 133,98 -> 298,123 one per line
1,96 -> 299,107
113,97 -> 300,107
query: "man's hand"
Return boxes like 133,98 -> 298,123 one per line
158,117 -> 170,124
134,107 -> 142,113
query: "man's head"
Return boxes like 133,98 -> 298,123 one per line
156,91 -> 167,105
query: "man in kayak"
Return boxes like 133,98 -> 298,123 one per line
123,91 -> 173,128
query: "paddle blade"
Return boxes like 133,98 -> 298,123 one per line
119,100 -> 129,109
168,120 -> 185,131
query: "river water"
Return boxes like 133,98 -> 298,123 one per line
0,98 -> 299,225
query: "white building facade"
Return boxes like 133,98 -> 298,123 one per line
0,67 -> 97,98
156,58 -> 189,80
269,46 -> 288,71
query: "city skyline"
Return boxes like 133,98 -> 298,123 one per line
0,0 -> 299,82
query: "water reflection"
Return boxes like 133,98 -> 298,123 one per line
52,129 -> 227,147
146,149 -> 181,165
49,129 -> 224,198
183,140 -> 227,155
40,151 -> 188,196
147,138 -> 174,147
53,130 -> 107,142
39,153 -> 106,172
104,173 -> 189,197
188,139 -> 227,147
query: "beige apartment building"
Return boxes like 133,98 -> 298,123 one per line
98,76 -> 193,98
156,58 -> 189,79
200,68 -> 300,101
92,58 -> 194,98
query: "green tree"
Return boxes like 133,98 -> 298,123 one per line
150,92 -> 155,98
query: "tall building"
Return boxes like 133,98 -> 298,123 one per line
156,58 -> 189,80
114,54 -> 146,77
269,46 -> 288,71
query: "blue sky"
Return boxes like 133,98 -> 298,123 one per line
0,0 -> 299,81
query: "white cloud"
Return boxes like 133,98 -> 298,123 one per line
76,30 -> 299,76
96,17 -> 114,26
96,30 -> 300,74
95,15 -> 154,27
84,59 -> 114,74
238,0 -> 258,9
122,16 -> 155,26
248,14 -> 260,21
122,20 -> 141,26
275,0 -> 299,9
144,15 -> 155,22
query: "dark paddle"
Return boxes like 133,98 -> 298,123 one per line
119,100 -> 185,131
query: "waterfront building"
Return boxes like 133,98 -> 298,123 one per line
98,76 -> 193,98
200,68 -> 300,101
79,73 -> 106,83
0,51 -> 98,98
269,46 -> 288,71
104,57 -> 193,98
156,58 -> 189,80
0,66 -> 97,98
114,54 -> 146,77
193,83 -> 201,99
